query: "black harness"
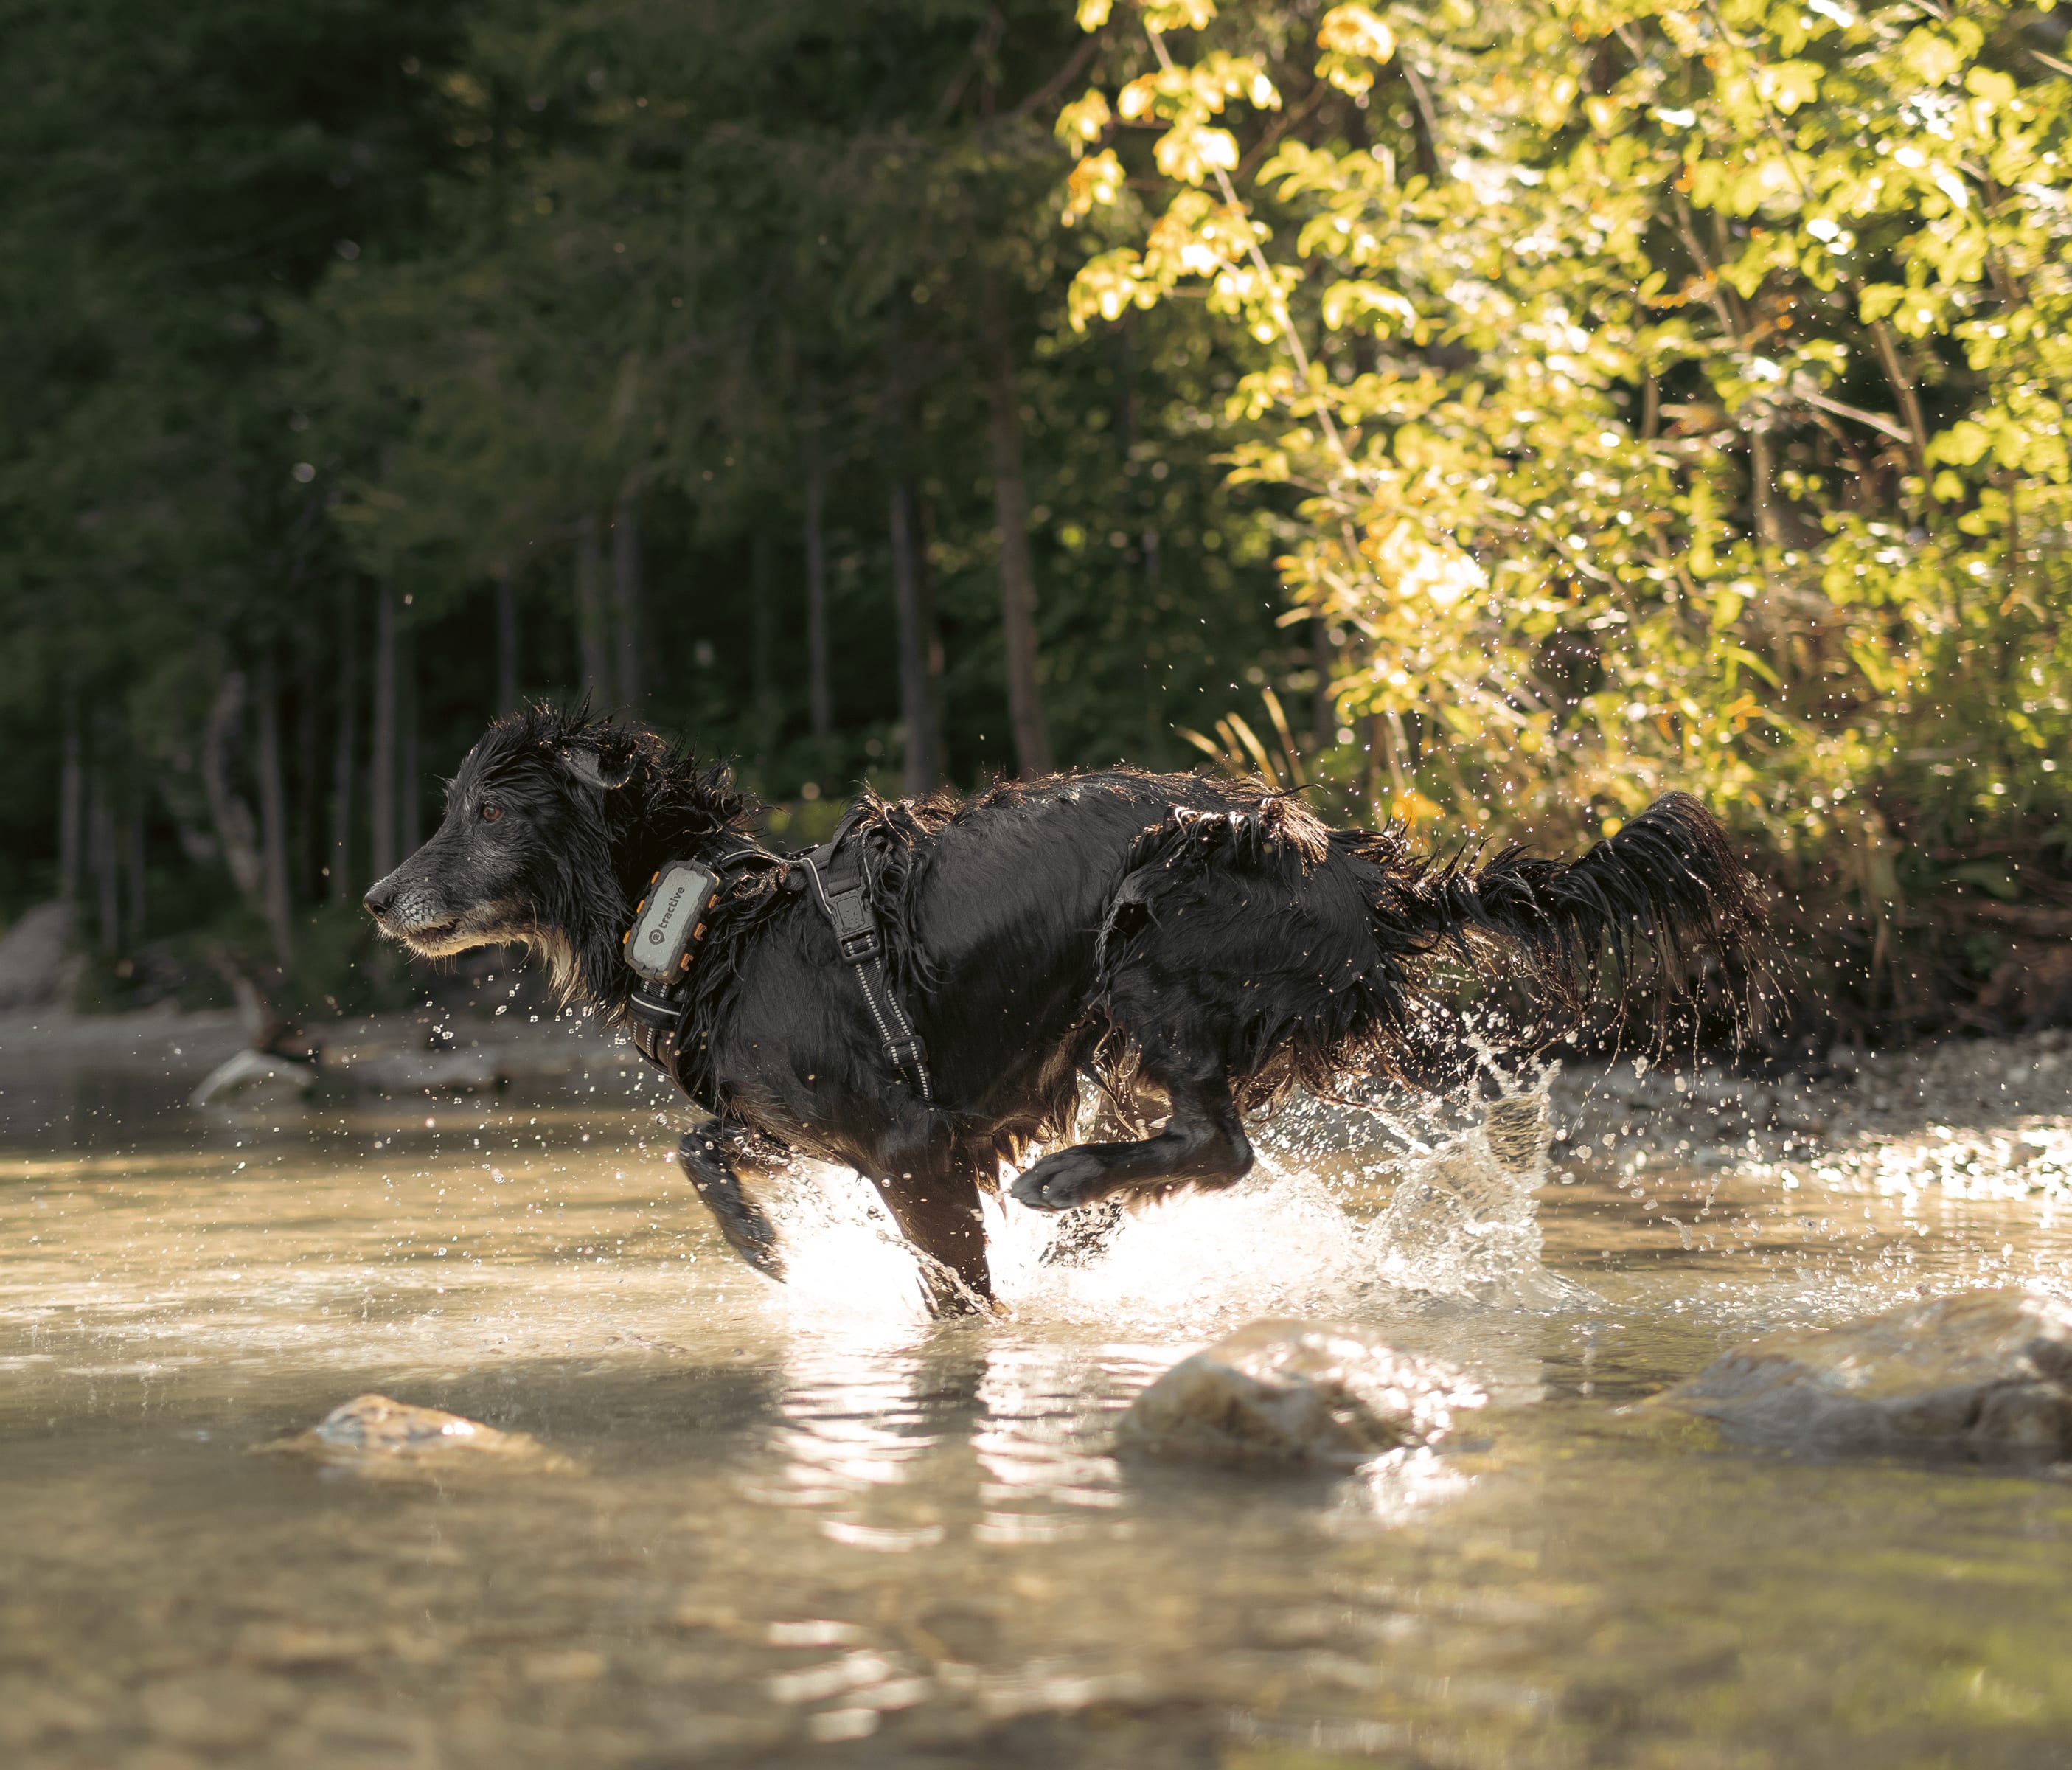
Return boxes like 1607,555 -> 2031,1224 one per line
793,832 -> 934,1103
622,824 -> 932,1105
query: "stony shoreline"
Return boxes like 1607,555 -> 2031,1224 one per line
6,1002 -> 2071,1184
1549,1028 -> 2072,1190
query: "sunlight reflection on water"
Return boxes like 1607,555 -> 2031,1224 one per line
750,1077 -> 1571,1339
10,1053 -> 2072,1767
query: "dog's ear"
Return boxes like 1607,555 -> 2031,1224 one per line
560,746 -> 636,792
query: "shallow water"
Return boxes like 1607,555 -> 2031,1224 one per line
5,1067 -> 2072,1769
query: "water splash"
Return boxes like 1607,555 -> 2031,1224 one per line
745,1069 -> 1582,1331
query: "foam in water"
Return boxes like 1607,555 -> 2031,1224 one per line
747,1069 -> 1578,1331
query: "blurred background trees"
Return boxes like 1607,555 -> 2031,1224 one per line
1,0 -> 2067,1040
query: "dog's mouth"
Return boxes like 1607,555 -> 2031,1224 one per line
389,907 -> 515,959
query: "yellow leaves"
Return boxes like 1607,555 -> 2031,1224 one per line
1532,73 -> 1578,131
1755,60 -> 1824,114
1964,66 -> 2017,109
1068,188 -> 1267,326
1317,5 -> 1396,63
1119,54 -> 1279,124
1321,280 -> 1418,334
1582,95 -> 1625,135
1155,120 -> 1238,184
1315,4 -> 1395,95
1061,149 -> 1125,224
1193,51 -> 1280,111
1117,73 -> 1162,122
1390,785 -> 1444,826
1055,88 -> 1112,156
1932,418 -> 1991,468
1899,26 -> 1970,88
1361,517 -> 1487,608
1141,0 -> 1218,30
1066,249 -> 1156,330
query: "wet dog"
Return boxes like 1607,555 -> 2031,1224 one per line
365,705 -> 1765,1312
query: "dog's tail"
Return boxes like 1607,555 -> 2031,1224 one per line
1399,790 -> 1770,1035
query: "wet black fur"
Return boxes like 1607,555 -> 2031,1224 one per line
366,704 -> 1767,1313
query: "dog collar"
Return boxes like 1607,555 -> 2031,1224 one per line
622,860 -> 721,1032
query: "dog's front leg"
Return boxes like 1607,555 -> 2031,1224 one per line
869,1124 -> 998,1317
678,1120 -> 785,1281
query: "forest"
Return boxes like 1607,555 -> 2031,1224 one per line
4,0 -> 2068,1041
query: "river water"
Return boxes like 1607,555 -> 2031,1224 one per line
4,1055 -> 2072,1769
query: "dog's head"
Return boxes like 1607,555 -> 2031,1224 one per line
364,704 -> 754,997
361,702 -> 765,1009
363,712 -> 641,963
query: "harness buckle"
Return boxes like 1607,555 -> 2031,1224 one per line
885,1033 -> 928,1072
627,987 -> 681,1032
827,886 -> 880,961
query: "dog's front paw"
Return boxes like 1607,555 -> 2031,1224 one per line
1010,1148 -> 1118,1214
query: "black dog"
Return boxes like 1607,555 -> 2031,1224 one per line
366,705 -> 1764,1312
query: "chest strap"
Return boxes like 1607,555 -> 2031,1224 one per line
797,839 -> 934,1103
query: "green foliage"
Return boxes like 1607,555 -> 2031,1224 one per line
1058,0 -> 2072,1023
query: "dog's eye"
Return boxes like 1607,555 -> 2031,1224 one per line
480,804 -> 503,823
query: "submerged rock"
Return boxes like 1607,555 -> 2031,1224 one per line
258,1394 -> 574,1476
1117,1320 -> 1484,1467
1656,1289 -> 2072,1455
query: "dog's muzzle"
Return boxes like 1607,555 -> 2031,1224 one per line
364,874 -> 465,950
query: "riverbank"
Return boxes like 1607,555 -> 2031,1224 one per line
8,1000 -> 2072,1206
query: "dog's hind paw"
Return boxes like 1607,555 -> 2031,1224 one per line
1010,1148 -> 1119,1214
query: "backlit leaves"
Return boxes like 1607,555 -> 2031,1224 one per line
1054,0 -> 2072,879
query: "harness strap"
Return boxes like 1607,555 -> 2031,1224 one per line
626,1002 -> 682,1084
799,834 -> 934,1103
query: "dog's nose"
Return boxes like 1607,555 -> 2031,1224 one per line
363,877 -> 397,917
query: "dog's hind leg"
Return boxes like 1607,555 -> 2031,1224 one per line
1009,1061 -> 1253,1215
678,1120 -> 785,1280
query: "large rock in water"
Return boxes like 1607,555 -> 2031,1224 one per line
1656,1289 -> 2072,1455
257,1395 -> 574,1477
1117,1320 -> 1484,1466
0,900 -> 77,1010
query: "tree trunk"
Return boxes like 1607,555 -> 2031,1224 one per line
981,288 -> 1051,777
126,790 -> 147,946
203,670 -> 265,901
255,660 -> 295,971
804,437 -> 832,743
397,623 -> 420,857
294,664 -> 319,899
751,530 -> 781,762
576,511 -> 611,709
89,774 -> 118,951
330,586 -> 358,901
1749,426 -> 1783,549
60,700 -> 83,902
890,479 -> 943,795
611,500 -> 642,709
1313,617 -> 1335,749
494,570 -> 519,714
369,589 -> 397,881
